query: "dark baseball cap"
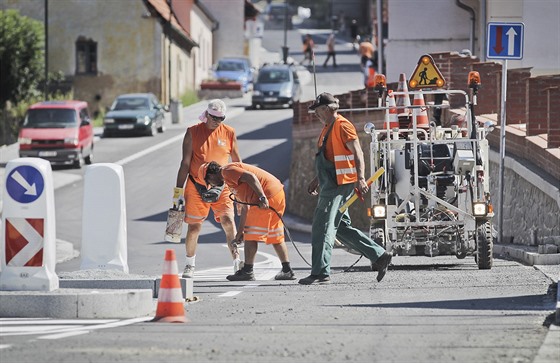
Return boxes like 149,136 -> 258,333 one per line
309,92 -> 338,110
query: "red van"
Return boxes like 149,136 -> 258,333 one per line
18,100 -> 94,168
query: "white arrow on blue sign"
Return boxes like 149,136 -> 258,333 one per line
487,22 -> 524,60
6,165 -> 45,203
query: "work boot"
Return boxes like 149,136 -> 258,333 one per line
182,264 -> 195,278
274,270 -> 296,280
226,269 -> 255,281
298,274 -> 330,285
375,252 -> 393,282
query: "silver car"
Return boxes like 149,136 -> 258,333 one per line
251,64 -> 301,109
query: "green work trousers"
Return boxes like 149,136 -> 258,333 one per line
311,149 -> 386,276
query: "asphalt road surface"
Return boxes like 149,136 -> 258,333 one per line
1,28 -> 558,363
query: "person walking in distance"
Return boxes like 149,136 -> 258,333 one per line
299,92 -> 392,285
200,161 -> 297,281
323,32 -> 337,68
302,34 -> 315,66
358,37 -> 374,71
173,99 -> 242,278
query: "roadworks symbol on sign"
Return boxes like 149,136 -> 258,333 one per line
409,54 -> 446,89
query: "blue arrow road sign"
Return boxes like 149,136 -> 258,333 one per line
487,22 -> 524,60
6,165 -> 45,204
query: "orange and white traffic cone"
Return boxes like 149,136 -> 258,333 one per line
412,91 -> 430,129
152,249 -> 188,323
384,90 -> 399,130
396,73 -> 411,116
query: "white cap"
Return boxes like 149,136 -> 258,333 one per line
199,99 -> 226,121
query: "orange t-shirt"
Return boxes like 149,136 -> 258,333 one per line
317,116 -> 358,162
222,162 -> 283,204
188,122 -> 236,184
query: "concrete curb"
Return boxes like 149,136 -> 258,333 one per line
0,289 -> 155,318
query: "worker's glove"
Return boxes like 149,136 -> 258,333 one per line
172,187 -> 185,210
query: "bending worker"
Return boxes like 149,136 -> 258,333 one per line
199,161 -> 297,282
173,99 -> 241,278
299,92 -> 392,285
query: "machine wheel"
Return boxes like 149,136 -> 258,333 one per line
476,221 -> 493,270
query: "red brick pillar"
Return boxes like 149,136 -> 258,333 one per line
506,68 -> 531,124
547,86 -> 560,148
472,62 -> 502,118
528,76 -> 560,136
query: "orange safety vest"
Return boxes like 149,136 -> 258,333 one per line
326,116 -> 358,185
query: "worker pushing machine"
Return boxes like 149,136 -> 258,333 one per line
200,161 -> 297,281
299,92 -> 392,285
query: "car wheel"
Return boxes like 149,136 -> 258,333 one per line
74,150 -> 84,169
147,121 -> 157,136
84,143 -> 93,165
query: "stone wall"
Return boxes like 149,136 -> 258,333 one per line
488,153 -> 560,247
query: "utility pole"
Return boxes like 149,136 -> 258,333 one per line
44,0 -> 48,100
167,0 -> 173,104
282,0 -> 289,63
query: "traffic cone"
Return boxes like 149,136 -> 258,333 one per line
396,73 -> 411,116
384,90 -> 399,130
412,91 -> 430,129
152,249 -> 188,323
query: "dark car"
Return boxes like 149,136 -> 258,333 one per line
18,100 -> 94,168
251,64 -> 301,109
103,93 -> 165,137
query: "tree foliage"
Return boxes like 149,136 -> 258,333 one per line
0,9 -> 45,107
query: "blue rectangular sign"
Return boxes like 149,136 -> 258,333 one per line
487,22 -> 524,60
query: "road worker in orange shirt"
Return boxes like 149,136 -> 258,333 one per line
173,99 -> 241,279
199,161 -> 297,281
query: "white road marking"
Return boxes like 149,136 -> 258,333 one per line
0,344 -> 13,350
218,291 -> 242,297
0,317 -> 152,339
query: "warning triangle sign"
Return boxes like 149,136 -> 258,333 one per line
409,54 -> 446,89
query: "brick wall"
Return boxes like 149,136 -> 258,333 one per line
549,86 -> 560,148
507,68 -> 532,124
528,75 -> 560,138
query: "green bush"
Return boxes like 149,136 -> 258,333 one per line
180,90 -> 199,106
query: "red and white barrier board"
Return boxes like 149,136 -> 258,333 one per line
0,158 -> 58,291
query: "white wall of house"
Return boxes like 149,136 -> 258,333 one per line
386,0 -> 472,82
385,0 -> 559,82
191,6 -> 215,88
201,0 -> 246,63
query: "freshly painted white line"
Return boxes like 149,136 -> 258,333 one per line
0,319 -> 117,325
0,317 -> 152,338
218,291 -> 242,297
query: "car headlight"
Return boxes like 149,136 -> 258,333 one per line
238,75 -> 248,82
472,202 -> 488,216
253,90 -> 262,96
371,205 -> 387,219
18,137 -> 32,145
137,115 -> 150,124
104,118 -> 115,124
279,86 -> 292,98
64,137 -> 78,146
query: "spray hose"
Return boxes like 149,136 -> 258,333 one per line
228,194 -> 364,273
